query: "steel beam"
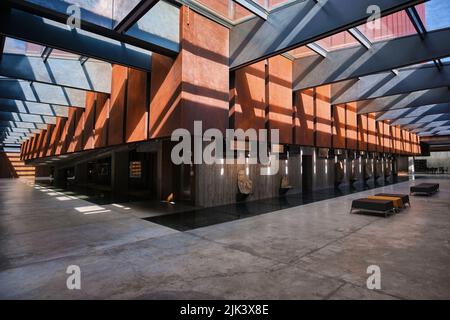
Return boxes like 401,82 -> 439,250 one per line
357,87 -> 450,114
230,0 -> 425,69
0,105 -> 68,118
0,126 -> 39,134
0,7 -> 153,71
0,53 -> 111,93
347,27 -> 371,49
0,99 -> 70,117
6,0 -> 179,58
306,42 -> 327,58
0,120 -> 47,129
115,0 -> 161,33
393,113 -> 450,126
377,103 -> 450,121
404,120 -> 450,131
232,0 -> 268,20
406,6 -> 426,36
332,64 -> 450,104
0,111 -> 57,124
6,0 -> 180,57
293,27 -> 450,91
0,79 -> 86,108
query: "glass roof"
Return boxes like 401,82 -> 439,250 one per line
356,10 -> 417,43
4,37 -> 84,61
252,0 -> 297,11
26,0 -> 122,29
24,0 -> 180,47
125,0 -> 179,48
315,31 -> 359,52
193,0 -> 255,22
3,38 -> 45,56
190,0 -> 298,24
420,0 -> 450,31
286,46 -> 317,59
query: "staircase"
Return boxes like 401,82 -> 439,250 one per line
0,152 -> 35,178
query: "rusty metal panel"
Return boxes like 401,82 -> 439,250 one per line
36,129 -> 47,159
358,114 -> 368,151
394,126 -> 402,154
71,107 -> 85,153
59,108 -> 76,155
180,7 -> 229,135
333,104 -> 346,149
31,134 -> 39,159
49,117 -> 64,156
346,102 -> 357,150
315,85 -> 332,148
376,121 -> 384,153
83,91 -> 96,150
383,122 -> 392,153
126,68 -> 148,143
40,124 -> 53,158
22,140 -> 28,160
268,56 -> 293,144
232,61 -> 266,133
26,137 -> 33,160
368,113 -> 377,152
94,93 -> 110,148
66,107 -> 78,153
108,65 -> 127,146
149,53 -> 182,139
295,89 -> 315,146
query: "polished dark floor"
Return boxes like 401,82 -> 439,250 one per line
146,176 -> 412,231
37,180 -> 154,205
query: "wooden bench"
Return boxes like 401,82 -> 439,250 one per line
376,193 -> 410,208
367,196 -> 403,212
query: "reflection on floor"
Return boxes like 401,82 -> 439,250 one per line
146,176 -> 411,231
1,176 -> 449,299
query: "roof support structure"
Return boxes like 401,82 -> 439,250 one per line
229,0 -> 425,69
0,99 -> 71,117
332,64 -> 450,104
0,53 -> 112,93
377,103 -> 450,121
347,27 -> 371,49
114,0 -> 161,33
0,79 -> 86,108
406,6 -> 426,37
406,120 -> 450,132
0,120 -> 47,129
0,126 -> 39,134
293,27 -> 450,91
405,5 -> 443,70
5,0 -> 179,57
40,46 -> 53,63
0,111 -> 57,125
357,87 -> 450,114
306,42 -> 327,58
393,113 -> 450,126
0,7 -> 153,71
232,0 -> 268,20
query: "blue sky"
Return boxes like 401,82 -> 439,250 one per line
425,0 -> 450,30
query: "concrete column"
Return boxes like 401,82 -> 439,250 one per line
111,151 -> 129,197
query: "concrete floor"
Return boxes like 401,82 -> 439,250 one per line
0,176 -> 449,299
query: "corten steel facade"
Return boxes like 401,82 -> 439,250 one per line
2,0 -> 445,205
